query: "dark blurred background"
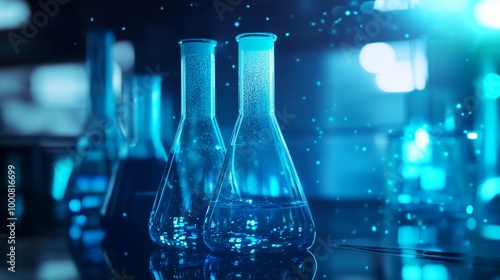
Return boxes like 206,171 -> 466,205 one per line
0,0 -> 500,279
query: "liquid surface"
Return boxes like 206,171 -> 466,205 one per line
101,158 -> 165,241
203,201 -> 315,253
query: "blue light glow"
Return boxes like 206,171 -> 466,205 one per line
467,132 -> 479,140
475,0 -> 500,29
420,166 -> 446,191
375,61 -> 415,93
478,177 -> 500,202
52,158 -> 72,200
398,226 -> 419,245
422,265 -> 448,280
481,73 -> 500,99
81,195 -> 102,208
31,64 -> 89,107
359,43 -> 396,74
402,265 -> 421,280
0,1 -> 30,31
114,41 -> 135,72
397,194 -> 412,204
68,199 -> 81,212
481,225 -> 500,240
37,260 -> 79,280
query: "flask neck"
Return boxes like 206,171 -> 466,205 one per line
87,30 -> 115,119
237,34 -> 276,117
127,75 -> 163,146
180,40 -> 216,119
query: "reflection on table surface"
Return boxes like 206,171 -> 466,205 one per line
1,198 -> 499,279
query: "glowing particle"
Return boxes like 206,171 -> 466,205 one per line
316,81 -> 321,86
316,161 -> 320,165
121,27 -> 126,30
90,17 -> 94,22
225,82 -> 230,86
266,17 -> 269,21
345,10 -> 351,16
285,32 -> 290,37
234,22 -> 240,27
371,226 -> 377,232
246,4 -> 250,8
466,205 -> 474,214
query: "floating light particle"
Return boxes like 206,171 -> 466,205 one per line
466,205 -> 474,214
231,64 -> 235,69
443,151 -> 449,157
316,161 -> 320,165
312,118 -> 316,122
362,147 -> 367,152
311,22 -> 316,26
266,17 -> 269,21
316,81 -> 321,86
328,117 -> 334,122
334,18 -> 342,24
388,129 -> 393,133
246,4 -> 250,8
354,130 -> 358,134
323,11 -> 327,15
225,41 -> 229,44
90,17 -> 94,22
365,266 -> 369,270
405,33 -> 409,38
345,10 -> 351,16
234,22 -> 240,27
371,226 -> 377,232
302,96 -> 306,100
285,32 -> 290,36
368,189 -> 372,193
344,116 -> 348,121
121,26 -> 126,30
321,19 -> 325,23
225,82 -> 230,86
295,57 -> 301,62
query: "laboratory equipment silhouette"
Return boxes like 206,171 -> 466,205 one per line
101,75 -> 167,242
203,33 -> 316,253
149,38 -> 226,249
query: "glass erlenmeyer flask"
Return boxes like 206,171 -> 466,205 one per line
65,29 -> 121,278
203,33 -> 316,253
101,75 -> 167,241
149,39 -> 226,249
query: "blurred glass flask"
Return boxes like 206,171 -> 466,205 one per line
65,29 -> 122,238
149,39 -> 226,249
203,33 -> 316,253
101,75 -> 167,241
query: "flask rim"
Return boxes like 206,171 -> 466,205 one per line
235,32 -> 277,42
178,38 -> 217,46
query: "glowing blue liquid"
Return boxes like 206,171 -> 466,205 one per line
203,200 -> 315,253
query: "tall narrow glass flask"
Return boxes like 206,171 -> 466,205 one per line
65,29 -> 121,233
63,29 -> 121,278
203,33 -> 316,253
101,75 -> 167,241
149,39 -> 226,249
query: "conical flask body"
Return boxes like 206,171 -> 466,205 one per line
149,39 -> 226,249
203,33 -> 315,253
